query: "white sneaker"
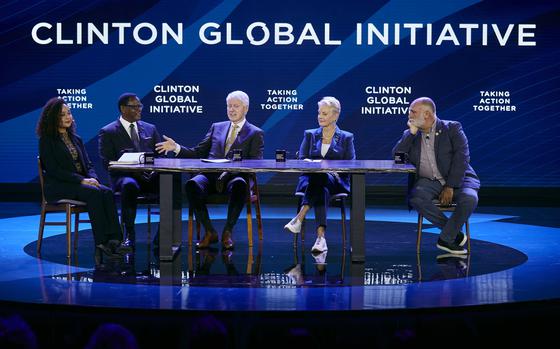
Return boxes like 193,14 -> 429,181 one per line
286,264 -> 303,285
312,251 -> 327,265
284,217 -> 302,233
311,236 -> 328,253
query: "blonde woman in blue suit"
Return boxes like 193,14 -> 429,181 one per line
284,97 -> 355,254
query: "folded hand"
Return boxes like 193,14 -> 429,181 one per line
81,178 -> 100,187
439,186 -> 454,206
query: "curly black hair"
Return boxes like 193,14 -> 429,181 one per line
36,97 -> 76,138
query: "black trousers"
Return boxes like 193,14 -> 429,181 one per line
47,182 -> 122,245
185,172 -> 248,234
113,174 -> 158,231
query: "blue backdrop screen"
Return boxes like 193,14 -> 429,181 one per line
1,0 -> 559,187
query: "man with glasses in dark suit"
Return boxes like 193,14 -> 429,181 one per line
99,93 -> 162,248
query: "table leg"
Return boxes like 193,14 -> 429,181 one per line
350,173 -> 365,262
159,173 -> 182,261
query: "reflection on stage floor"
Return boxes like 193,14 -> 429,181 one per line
1,205 -> 559,311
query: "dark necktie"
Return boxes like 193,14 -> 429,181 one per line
130,123 -> 140,151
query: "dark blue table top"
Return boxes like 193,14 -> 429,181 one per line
110,158 -> 415,174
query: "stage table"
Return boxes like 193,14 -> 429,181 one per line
110,158 -> 415,262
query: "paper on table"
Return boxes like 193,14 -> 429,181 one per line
201,158 -> 232,163
303,158 -> 322,163
109,152 -> 144,165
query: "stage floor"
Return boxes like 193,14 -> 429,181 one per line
0,203 -> 559,311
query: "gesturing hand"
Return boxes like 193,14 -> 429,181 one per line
155,135 -> 177,154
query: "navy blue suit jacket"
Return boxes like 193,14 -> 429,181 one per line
39,134 -> 98,200
392,119 -> 480,190
296,126 -> 356,193
98,119 -> 162,185
177,120 -> 264,160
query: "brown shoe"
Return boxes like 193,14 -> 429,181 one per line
222,230 -> 234,250
196,231 -> 218,249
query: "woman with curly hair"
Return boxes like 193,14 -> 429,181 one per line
37,97 -> 128,264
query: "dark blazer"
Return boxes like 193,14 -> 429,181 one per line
392,119 -> 480,190
98,119 -> 162,184
39,134 -> 97,200
177,120 -> 264,160
296,126 -> 356,193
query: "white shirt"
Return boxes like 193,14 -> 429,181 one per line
321,143 -> 330,157
119,116 -> 138,140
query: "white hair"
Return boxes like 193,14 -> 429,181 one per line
318,96 -> 341,114
226,90 -> 249,107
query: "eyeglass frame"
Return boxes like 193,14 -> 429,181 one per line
125,104 -> 144,109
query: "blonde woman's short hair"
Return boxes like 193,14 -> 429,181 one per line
318,96 -> 341,115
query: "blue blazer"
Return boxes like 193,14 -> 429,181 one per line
296,126 -> 356,193
39,134 -> 98,200
98,119 -> 162,184
177,120 -> 264,160
392,119 -> 480,190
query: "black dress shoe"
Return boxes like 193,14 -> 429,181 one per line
196,231 -> 219,249
107,240 -> 133,255
121,238 -> 135,249
95,244 -> 119,265
96,243 -> 114,256
221,230 -> 234,250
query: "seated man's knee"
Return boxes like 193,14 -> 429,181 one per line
458,190 -> 478,210
409,192 -> 431,210
120,178 -> 140,195
229,177 -> 247,195
185,179 -> 201,197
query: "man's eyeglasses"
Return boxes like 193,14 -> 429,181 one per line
125,104 -> 143,109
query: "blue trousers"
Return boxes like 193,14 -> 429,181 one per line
300,173 -> 343,231
409,178 -> 478,243
185,173 -> 247,234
